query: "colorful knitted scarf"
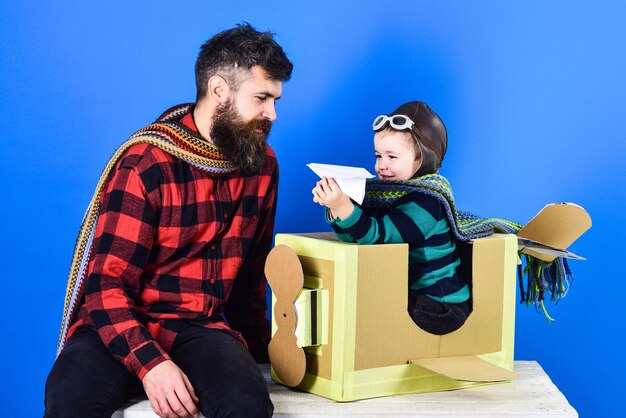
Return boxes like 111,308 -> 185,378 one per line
57,104 -> 238,354
363,174 -> 573,321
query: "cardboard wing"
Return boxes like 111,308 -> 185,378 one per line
410,356 -> 517,382
516,203 -> 592,262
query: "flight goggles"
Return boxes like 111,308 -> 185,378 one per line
372,114 -> 414,132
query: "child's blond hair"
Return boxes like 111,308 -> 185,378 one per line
374,127 -> 422,162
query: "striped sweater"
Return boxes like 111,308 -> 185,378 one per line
328,192 -> 469,304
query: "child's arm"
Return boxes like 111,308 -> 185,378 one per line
312,177 -> 354,220
330,194 -> 440,246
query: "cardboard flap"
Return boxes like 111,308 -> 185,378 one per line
410,355 -> 518,382
517,203 -> 591,262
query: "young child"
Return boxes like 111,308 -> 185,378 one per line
312,101 -> 471,335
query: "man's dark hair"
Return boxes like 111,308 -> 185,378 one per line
195,23 -> 293,100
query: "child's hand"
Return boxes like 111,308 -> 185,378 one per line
312,177 -> 355,220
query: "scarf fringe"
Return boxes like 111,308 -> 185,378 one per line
519,255 -> 573,322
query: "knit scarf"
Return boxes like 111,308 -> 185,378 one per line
363,174 -> 573,321
57,104 -> 238,354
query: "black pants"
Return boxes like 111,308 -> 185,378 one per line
44,323 -> 273,418
408,291 -> 472,335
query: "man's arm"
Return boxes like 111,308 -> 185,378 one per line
84,153 -> 169,377
84,150 -> 199,417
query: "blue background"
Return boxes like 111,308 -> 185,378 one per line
1,1 -> 624,416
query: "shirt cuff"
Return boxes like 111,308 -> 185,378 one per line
125,340 -> 171,380
328,205 -> 362,229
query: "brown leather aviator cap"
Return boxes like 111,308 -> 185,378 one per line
389,101 -> 448,178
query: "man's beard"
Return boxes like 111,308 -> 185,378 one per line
210,100 -> 271,175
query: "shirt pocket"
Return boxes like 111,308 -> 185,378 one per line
238,195 -> 261,239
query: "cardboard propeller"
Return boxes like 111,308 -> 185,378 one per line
265,245 -> 307,387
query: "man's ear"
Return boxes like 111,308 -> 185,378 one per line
207,75 -> 230,105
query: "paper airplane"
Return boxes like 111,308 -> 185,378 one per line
307,163 -> 375,204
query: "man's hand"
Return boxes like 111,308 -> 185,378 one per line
312,177 -> 355,220
142,360 -> 200,418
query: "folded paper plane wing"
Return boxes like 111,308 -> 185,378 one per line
307,163 -> 375,204
410,356 -> 518,382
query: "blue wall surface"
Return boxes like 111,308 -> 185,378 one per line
1,1 -> 624,416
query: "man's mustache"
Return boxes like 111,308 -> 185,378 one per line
248,118 -> 272,135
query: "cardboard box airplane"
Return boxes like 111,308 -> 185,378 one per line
266,203 -> 590,401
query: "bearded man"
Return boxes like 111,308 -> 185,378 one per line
44,24 -> 293,418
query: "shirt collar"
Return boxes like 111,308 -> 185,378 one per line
181,112 -> 199,133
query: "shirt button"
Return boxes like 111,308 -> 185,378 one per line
223,213 -> 229,220
252,215 -> 258,220
211,244 -> 216,250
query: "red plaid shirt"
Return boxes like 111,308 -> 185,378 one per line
67,109 -> 277,379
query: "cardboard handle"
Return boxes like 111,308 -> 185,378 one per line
294,288 -> 328,347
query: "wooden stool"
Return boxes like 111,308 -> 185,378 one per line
113,361 -> 576,417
